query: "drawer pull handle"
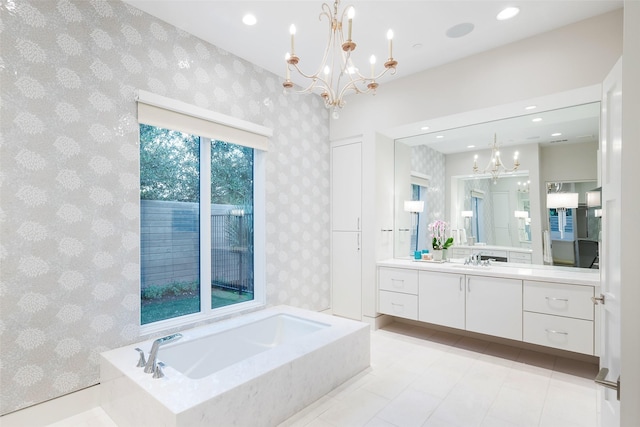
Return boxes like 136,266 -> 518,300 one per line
545,329 -> 568,335
545,297 -> 569,302
391,303 -> 404,312
391,279 -> 404,288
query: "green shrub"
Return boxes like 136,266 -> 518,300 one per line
141,281 -> 199,301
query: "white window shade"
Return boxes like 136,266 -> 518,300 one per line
136,90 -> 272,151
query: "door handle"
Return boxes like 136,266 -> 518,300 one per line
591,294 -> 605,305
595,367 -> 620,400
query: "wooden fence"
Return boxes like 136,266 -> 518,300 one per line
140,200 -> 253,293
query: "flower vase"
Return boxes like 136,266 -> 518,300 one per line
432,249 -> 443,261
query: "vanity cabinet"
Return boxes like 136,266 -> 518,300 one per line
418,271 -> 465,329
523,280 -> 595,355
465,275 -> 523,341
377,260 -> 599,355
378,267 -> 418,320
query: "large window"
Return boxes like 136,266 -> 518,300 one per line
140,126 -> 256,325
137,91 -> 269,329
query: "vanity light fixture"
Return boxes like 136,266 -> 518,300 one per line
282,0 -> 397,119
472,133 -> 520,184
404,201 -> 424,251
547,192 -> 578,239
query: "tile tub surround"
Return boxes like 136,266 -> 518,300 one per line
100,306 -> 370,427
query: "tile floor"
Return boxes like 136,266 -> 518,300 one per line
48,322 -> 600,427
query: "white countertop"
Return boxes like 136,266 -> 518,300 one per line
378,258 -> 600,287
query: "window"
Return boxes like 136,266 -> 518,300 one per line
137,91 -> 270,330
410,184 -> 428,251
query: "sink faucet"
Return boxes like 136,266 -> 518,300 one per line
464,252 -> 490,266
143,333 -> 183,374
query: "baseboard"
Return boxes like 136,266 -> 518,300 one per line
0,385 -> 100,427
362,314 -> 393,330
390,317 -> 599,364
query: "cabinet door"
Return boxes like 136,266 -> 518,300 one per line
465,275 -> 522,341
418,271 -> 465,329
332,142 -> 362,231
332,231 -> 361,320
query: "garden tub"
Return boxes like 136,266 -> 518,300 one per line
100,306 -> 370,426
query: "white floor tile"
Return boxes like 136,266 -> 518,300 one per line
45,321 -> 599,427
375,388 -> 441,427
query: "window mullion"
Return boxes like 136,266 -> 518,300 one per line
200,137 -> 212,313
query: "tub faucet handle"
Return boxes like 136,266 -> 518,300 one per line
153,362 -> 165,379
134,347 -> 146,368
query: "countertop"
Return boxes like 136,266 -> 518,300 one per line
378,258 -> 600,287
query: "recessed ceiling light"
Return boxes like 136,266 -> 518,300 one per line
445,22 -> 475,39
242,14 -> 257,26
421,126 -> 430,131
436,135 -> 444,139
532,117 -> 542,122
525,105 -> 537,110
551,132 -> 562,137
467,145 -> 476,148
497,7 -> 520,21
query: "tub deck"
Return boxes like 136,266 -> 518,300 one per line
100,306 -> 370,427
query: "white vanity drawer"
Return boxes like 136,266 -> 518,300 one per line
509,252 -> 532,263
379,290 -> 418,320
379,267 -> 418,295
523,312 -> 594,355
524,281 -> 594,320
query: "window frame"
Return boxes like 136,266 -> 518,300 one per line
137,92 -> 268,336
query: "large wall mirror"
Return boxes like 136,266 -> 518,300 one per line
394,101 -> 600,266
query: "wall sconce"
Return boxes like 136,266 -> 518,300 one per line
404,201 -> 424,251
547,192 -> 578,239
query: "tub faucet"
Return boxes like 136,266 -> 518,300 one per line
144,333 -> 183,374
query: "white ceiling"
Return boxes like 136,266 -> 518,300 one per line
123,0 -> 621,152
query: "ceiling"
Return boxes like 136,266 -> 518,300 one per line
398,102 -> 602,154
122,0 -> 621,152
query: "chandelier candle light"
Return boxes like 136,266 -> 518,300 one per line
283,0 -> 398,119
473,133 -> 520,184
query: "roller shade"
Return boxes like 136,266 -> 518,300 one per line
136,90 -> 271,151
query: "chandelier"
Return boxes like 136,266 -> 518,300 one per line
472,134 -> 520,183
282,0 -> 398,119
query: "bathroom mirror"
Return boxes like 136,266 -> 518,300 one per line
393,101 -> 600,263
455,173 -> 531,248
545,180 -> 599,268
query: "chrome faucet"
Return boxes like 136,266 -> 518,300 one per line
464,252 -> 490,266
143,333 -> 183,374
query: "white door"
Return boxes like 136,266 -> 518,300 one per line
332,142 -> 362,231
597,58 -> 622,426
331,231 -> 362,320
492,192 -> 510,246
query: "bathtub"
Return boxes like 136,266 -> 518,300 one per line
100,306 -> 370,427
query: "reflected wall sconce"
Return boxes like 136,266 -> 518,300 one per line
547,192 -> 578,239
404,201 -> 424,251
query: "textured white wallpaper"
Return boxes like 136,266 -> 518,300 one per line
0,0 -> 330,414
411,145 -> 445,227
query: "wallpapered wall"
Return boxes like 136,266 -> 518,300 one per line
0,0 -> 330,415
411,145 -> 445,228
